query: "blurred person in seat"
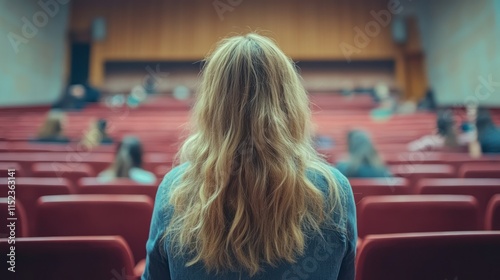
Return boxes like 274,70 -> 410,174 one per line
143,34 -> 356,280
80,118 -> 114,150
336,129 -> 392,178
98,136 -> 156,184
53,83 -> 101,110
408,111 -> 472,152
476,108 -> 500,154
31,111 -> 70,144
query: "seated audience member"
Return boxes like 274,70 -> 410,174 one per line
417,89 -> 437,111
31,111 -> 70,143
408,111 -> 471,152
80,119 -> 114,150
98,136 -> 156,184
476,108 -> 500,154
337,130 -> 392,178
143,34 -> 356,280
53,83 -> 101,110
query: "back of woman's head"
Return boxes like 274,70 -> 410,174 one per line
436,111 -> 455,135
436,111 -> 458,147
167,33 -> 344,275
113,136 -> 143,178
346,129 -> 383,174
37,111 -> 65,138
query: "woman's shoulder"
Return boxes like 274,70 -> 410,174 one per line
156,163 -> 189,196
307,164 -> 352,196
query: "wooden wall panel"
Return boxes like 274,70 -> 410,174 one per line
70,0 -> 419,86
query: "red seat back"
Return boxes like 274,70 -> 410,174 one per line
349,177 -> 410,205
459,163 -> 500,178
0,162 -> 23,177
486,194 -> 500,230
31,162 -> 95,186
356,232 -> 500,280
358,195 -> 479,238
0,177 -> 74,236
78,177 -> 158,201
390,164 -> 456,192
417,178 -> 500,227
0,236 -> 135,280
36,194 -> 153,264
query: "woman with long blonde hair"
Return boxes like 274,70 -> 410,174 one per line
143,34 -> 356,280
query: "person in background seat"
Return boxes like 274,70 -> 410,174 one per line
337,129 -> 392,178
80,118 -> 114,150
476,108 -> 500,154
98,136 -> 156,184
31,111 -> 70,144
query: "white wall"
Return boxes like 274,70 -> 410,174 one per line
0,0 -> 69,107
417,0 -> 500,106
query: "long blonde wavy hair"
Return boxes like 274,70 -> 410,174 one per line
166,33 -> 345,276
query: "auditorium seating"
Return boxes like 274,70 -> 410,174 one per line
31,162 -> 95,186
459,162 -> 500,178
35,194 -> 153,264
0,177 -> 74,236
356,231 -> 500,280
0,162 -> 22,177
0,152 -> 113,174
0,198 -> 28,238
486,195 -> 500,230
390,164 -> 456,191
78,177 -> 158,201
357,195 -> 479,238
155,164 -> 172,179
417,178 -> 500,227
1,94 -> 499,277
348,177 -> 410,205
0,236 -> 136,280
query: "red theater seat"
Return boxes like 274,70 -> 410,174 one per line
0,162 -> 23,177
36,194 -> 153,264
0,198 -> 28,238
78,178 -> 158,201
0,236 -> 136,280
418,178 -> 500,227
486,195 -> 500,230
349,177 -> 410,205
0,177 -> 74,236
356,232 -> 500,280
390,164 -> 456,191
459,162 -> 500,178
31,162 -> 95,186
358,195 -> 479,238
154,164 -> 171,179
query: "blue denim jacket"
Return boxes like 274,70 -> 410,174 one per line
142,164 -> 357,280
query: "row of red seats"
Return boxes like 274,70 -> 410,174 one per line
2,229 -> 500,279
0,195 -> 151,278
3,178 -> 500,238
1,154 -> 499,186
